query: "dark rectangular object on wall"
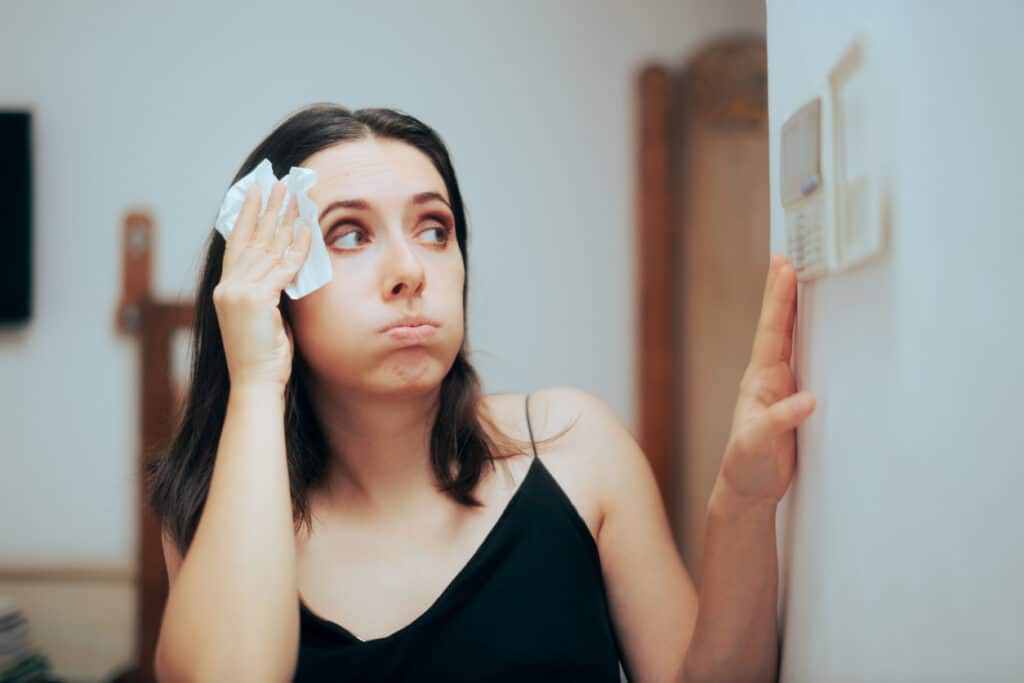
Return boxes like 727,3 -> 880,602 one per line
0,111 -> 32,325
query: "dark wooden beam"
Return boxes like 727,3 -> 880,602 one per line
634,64 -> 678,530
116,210 -> 194,683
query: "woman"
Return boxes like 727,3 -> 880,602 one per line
147,103 -> 815,682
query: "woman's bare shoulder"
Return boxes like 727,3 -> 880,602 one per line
480,386 -> 618,540
482,386 -> 618,444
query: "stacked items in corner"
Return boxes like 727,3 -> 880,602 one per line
0,597 -> 52,683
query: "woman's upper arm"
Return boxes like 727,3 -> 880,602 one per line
161,529 -> 183,587
551,386 -> 699,683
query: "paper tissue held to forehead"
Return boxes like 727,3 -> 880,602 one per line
214,158 -> 333,299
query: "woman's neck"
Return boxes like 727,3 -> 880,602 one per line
307,382 -> 445,519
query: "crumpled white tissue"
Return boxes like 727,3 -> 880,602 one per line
214,158 -> 332,299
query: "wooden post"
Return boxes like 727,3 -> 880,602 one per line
115,211 -> 194,683
634,65 -> 677,531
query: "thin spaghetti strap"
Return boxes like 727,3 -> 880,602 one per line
524,393 -> 539,459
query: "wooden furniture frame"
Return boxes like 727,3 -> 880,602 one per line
634,64 -> 678,525
115,211 -> 194,683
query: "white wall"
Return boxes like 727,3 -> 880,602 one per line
0,0 -> 764,569
768,2 -> 1024,681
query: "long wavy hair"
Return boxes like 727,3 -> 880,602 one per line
146,103 -> 575,556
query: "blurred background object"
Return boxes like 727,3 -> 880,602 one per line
634,37 -> 769,588
0,111 -> 32,327
0,596 -> 54,682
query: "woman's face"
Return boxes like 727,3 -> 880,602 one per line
287,137 -> 465,397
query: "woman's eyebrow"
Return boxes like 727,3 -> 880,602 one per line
318,191 -> 451,223
411,191 -> 451,210
319,198 -> 369,223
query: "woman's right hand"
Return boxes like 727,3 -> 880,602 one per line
213,180 -> 312,393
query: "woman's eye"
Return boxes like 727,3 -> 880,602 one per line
327,225 -> 450,249
424,226 -> 451,244
329,228 -> 365,249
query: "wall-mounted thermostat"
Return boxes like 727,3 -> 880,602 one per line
780,37 -> 886,281
780,98 -> 831,281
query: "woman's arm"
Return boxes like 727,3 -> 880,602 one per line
563,380 -> 790,683
155,386 -> 299,683
684,253 -> 814,682
558,254 -> 812,683
681,481 -> 779,683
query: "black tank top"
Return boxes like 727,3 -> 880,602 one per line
293,393 -> 624,682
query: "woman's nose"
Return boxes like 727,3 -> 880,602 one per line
383,236 -> 425,298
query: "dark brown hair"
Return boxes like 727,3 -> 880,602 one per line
146,103 -> 575,556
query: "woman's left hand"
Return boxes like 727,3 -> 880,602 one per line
717,253 -> 816,507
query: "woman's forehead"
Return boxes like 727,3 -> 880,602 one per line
303,138 -> 448,205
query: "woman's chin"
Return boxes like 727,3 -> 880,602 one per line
307,344 -> 458,397
373,355 -> 452,393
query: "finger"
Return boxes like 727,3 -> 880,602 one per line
750,259 -> 797,369
760,253 -> 783,313
249,214 -> 309,284
737,391 -> 815,452
781,279 -> 798,361
738,253 -> 782,386
254,181 -> 287,246
266,221 -> 313,291
283,192 -> 299,226
291,219 -> 313,257
223,184 -> 262,272
242,251 -> 283,282
270,198 -> 298,258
